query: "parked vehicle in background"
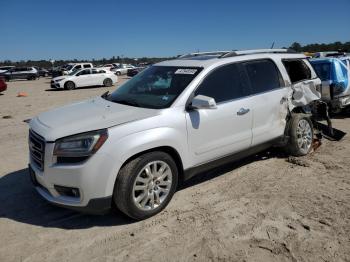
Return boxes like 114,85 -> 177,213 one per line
127,66 -> 146,77
314,51 -> 347,58
339,57 -> 350,70
34,67 -> 50,77
0,66 -> 15,74
0,77 -> 7,92
51,68 -> 118,90
0,67 -> 38,81
62,63 -> 93,75
111,64 -> 135,75
310,58 -> 350,113
52,63 -> 94,77
28,49 -> 325,220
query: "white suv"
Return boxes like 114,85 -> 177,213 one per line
28,49 -> 322,220
62,63 -> 93,75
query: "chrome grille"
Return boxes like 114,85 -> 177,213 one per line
29,130 -> 45,171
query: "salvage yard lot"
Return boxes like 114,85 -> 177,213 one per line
0,78 -> 350,262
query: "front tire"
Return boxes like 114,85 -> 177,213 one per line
116,71 -> 121,76
286,114 -> 313,156
114,151 -> 178,220
103,78 -> 113,87
64,81 -> 75,90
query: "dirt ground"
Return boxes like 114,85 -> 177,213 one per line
0,77 -> 349,262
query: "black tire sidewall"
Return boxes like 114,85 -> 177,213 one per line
114,151 -> 178,220
65,81 -> 75,90
103,78 -> 112,87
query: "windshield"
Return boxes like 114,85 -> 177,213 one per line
107,66 -> 202,109
312,62 -> 331,81
69,69 -> 80,76
65,65 -> 73,70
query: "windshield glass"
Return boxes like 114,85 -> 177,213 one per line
312,62 -> 331,81
107,66 -> 202,109
69,69 -> 80,76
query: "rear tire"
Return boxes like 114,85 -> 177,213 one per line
285,114 -> 313,156
114,151 -> 178,220
103,78 -> 113,87
64,81 -> 75,90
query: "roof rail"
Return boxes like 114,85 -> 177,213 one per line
178,51 -> 230,59
220,49 -> 296,58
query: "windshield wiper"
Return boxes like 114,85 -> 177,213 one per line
112,99 -> 140,107
101,91 -> 110,99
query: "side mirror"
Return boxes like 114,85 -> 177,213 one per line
190,95 -> 217,110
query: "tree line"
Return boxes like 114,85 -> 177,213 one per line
1,41 -> 349,68
288,41 -> 350,53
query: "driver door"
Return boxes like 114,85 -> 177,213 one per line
75,69 -> 92,87
186,63 -> 254,166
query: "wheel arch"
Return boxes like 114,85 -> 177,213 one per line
119,146 -> 184,183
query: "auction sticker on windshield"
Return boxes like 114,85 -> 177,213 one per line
175,69 -> 198,74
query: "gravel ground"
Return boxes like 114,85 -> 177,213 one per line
0,77 -> 349,262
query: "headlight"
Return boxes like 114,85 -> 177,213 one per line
55,78 -> 64,82
53,129 -> 108,157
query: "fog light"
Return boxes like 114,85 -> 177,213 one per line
54,185 -> 80,198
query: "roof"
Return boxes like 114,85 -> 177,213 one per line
156,49 -> 306,68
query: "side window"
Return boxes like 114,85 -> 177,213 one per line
283,59 -> 312,83
244,59 -> 282,94
77,69 -> 91,76
92,69 -> 98,74
195,63 -> 249,103
83,64 -> 91,68
74,65 -> 82,70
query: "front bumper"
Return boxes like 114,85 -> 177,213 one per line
29,164 -> 113,214
29,165 -> 112,214
50,82 -> 61,88
28,129 -> 122,214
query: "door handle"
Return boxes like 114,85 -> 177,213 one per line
237,108 -> 250,115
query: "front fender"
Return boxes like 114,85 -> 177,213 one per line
103,127 -> 188,196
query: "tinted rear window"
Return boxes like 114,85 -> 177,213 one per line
283,59 -> 312,83
244,59 -> 282,94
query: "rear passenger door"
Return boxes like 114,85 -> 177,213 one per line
186,63 -> 254,166
91,69 -> 105,85
243,59 -> 289,146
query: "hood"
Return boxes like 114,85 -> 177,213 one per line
30,96 -> 160,141
52,75 -> 69,81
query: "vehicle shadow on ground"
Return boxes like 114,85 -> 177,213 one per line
0,168 -> 132,229
0,148 -> 286,230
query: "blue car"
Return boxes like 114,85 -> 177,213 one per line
310,57 -> 350,112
